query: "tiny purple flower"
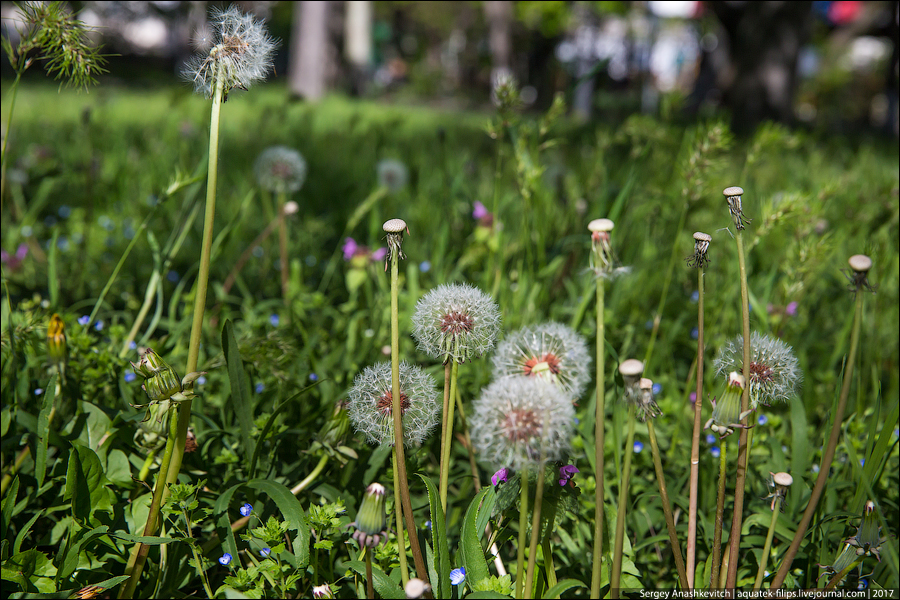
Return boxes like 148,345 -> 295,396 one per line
450,567 -> 466,586
785,301 -> 798,317
0,243 -> 28,270
78,315 -> 90,326
371,247 -> 387,262
633,441 -> 643,453
219,553 -> 233,566
240,503 -> 253,517
342,237 -> 358,261
558,464 -> 579,487
690,391 -> 697,403
94,320 -> 104,331
309,373 -> 318,381
472,201 -> 488,220
491,468 -> 510,487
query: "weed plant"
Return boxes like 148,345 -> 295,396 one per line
1,24 -> 898,598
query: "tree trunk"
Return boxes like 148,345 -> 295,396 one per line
289,1 -> 331,100
484,1 -> 513,86
710,1 -> 813,132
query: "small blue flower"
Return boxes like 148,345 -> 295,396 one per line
269,314 -> 280,326
197,375 -> 207,385
260,547 -> 271,557
240,503 -> 253,517
691,290 -> 700,303
633,441 -> 643,453
645,320 -> 653,330
167,270 -> 179,283
419,261 -> 431,273
35,388 -> 44,396
94,320 -> 104,331
811,464 -> 820,474
78,315 -> 90,326
706,433 -> 716,444
859,458 -> 865,467
309,373 -> 318,381
652,382 -> 662,395
450,567 -> 466,586
58,205 -> 72,218
691,327 -> 699,340
711,446 -> 721,458
56,236 -> 69,251
130,341 -> 137,350
858,579 -> 868,590
219,553 -> 232,566
125,372 -> 136,383
424,520 -> 432,530
757,414 -> 768,426
255,382 -> 265,393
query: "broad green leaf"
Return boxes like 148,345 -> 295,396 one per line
543,578 -> 586,599
35,373 -> 56,488
347,560 -> 404,599
57,525 -> 110,584
2,548 -> 57,593
222,320 -> 256,468
459,487 -> 491,587
64,445 -> 111,524
13,510 -> 42,555
418,474 -> 449,599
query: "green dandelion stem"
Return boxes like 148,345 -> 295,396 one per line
516,465 -> 530,600
726,229 -> 752,588
687,267 -> 705,589
710,438 -> 728,589
277,190 -> 289,304
754,496 -> 782,590
647,419 -> 688,589
439,362 -> 451,504
590,275 -> 607,598
771,281 -> 865,589
525,457 -> 546,600
391,447 -> 410,586
611,405 -> 636,594
542,501 -> 559,595
440,360 -> 459,514
388,238 -> 429,587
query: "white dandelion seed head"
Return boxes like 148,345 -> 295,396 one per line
346,361 -> 440,447
181,5 -> 278,99
492,322 -> 591,402
713,332 -> 802,408
470,376 -> 574,471
411,283 -> 501,364
376,159 -> 408,193
255,146 -> 307,194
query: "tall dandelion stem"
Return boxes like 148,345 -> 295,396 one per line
754,500 -> 782,589
688,264 -> 705,588
647,419 -> 688,589
391,449 -> 410,585
516,467 -> 530,600
525,459 -> 545,600
710,439 -> 728,588
726,227 -> 752,588
611,405 -> 636,594
440,360 -> 459,513
590,275 -> 607,598
277,190 -> 289,304
384,219 -> 430,586
770,257 -> 870,589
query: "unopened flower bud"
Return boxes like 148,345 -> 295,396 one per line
47,313 -> 67,373
352,483 -> 387,548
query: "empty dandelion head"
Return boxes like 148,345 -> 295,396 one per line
181,5 -> 278,99
765,472 -> 793,511
470,376 -> 574,471
686,231 -> 712,269
723,186 -> 751,230
254,146 -> 306,194
377,159 -> 408,193
713,331 -> 802,408
411,283 -> 501,364
845,254 -> 876,294
492,322 -> 591,401
346,361 -> 439,447
382,218 -> 408,269
588,218 -> 629,279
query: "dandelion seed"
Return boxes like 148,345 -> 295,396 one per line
492,322 -> 591,401
470,376 -> 574,471
411,283 -> 501,364
181,5 -> 278,99
255,146 -> 306,194
713,332 -> 802,407
346,361 -> 440,447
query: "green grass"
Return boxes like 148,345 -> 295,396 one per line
1,81 -> 898,598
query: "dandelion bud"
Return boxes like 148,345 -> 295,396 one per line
131,349 -> 181,404
723,186 -> 750,230
352,483 -> 388,548
705,372 -> 753,439
47,313 -> 67,372
686,231 -> 712,269
848,500 -> 886,559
